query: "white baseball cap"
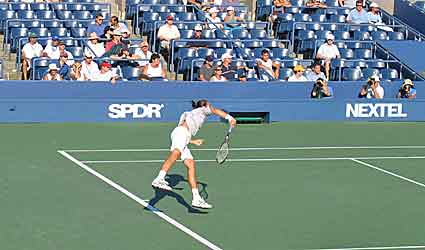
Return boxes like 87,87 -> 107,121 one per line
371,75 -> 380,82
209,7 -> 219,13
226,6 -> 234,11
370,2 -> 379,8
194,24 -> 203,31
84,51 -> 94,58
221,53 -> 232,60
326,33 -> 335,40
48,64 -> 58,71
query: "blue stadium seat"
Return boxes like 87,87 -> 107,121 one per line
360,25 -> 377,32
263,40 -> 281,48
232,29 -> 251,39
143,0 -> 160,4
285,7 -> 300,14
380,68 -> 399,81
254,48 -> 267,58
169,6 -> 185,13
216,48 -> 234,58
67,4 -> 86,11
202,30 -> 216,39
306,23 -> 322,31
277,13 -> 293,21
279,68 -> 294,80
180,30 -> 194,39
322,23 -> 338,31
62,38 -> 78,47
243,40 -> 263,48
251,30 -> 268,39
152,5 -> 168,13
67,46 -> 84,57
342,68 -> 362,81
329,15 -> 346,23
18,10 -> 36,19
216,30 -> 232,39
64,20 -> 80,28
246,22 -> 268,31
52,3 -> 67,11
86,4 -> 105,11
315,30 -> 332,40
161,0 -> 178,4
56,11 -> 73,20
294,13 -> 310,22
334,31 -> 351,40
11,3 -> 29,11
339,48 -> 354,59
177,12 -> 196,21
50,28 -> 69,37
197,48 -> 215,58
73,11 -> 92,20
33,58 -> 51,80
246,70 -> 258,81
353,31 -> 371,41
122,66 -> 141,81
388,31 -> 405,40
31,3 -> 50,11
43,20 -> 62,28
0,3 -> 8,11
291,0 -> 304,6
272,48 -> 290,59
298,30 -> 315,40
30,27 -> 49,37
368,60 -> 386,69
362,68 -> 380,80
353,60 -> 368,68
355,49 -> 372,59
311,14 -> 326,23
36,10 -> 56,19
326,0 -> 340,7
71,27 -> 86,38
237,48 -> 252,59
371,31 -> 388,41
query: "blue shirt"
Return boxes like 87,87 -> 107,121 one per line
347,9 -> 369,24
59,64 -> 70,80
87,23 -> 107,37
367,12 -> 382,24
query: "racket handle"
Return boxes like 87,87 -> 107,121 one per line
228,127 -> 233,134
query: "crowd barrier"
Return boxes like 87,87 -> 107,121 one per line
0,81 -> 423,122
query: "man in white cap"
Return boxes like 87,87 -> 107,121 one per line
134,41 -> 153,68
157,15 -> 180,60
43,64 -> 62,81
85,32 -> 105,58
207,7 -> 223,31
316,33 -> 340,79
81,51 -> 100,81
187,24 -> 208,48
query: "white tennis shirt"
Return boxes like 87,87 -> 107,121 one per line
178,105 -> 213,136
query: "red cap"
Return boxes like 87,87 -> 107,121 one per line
101,61 -> 112,68
166,15 -> 174,20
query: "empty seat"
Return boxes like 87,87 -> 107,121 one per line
67,4 -> 86,11
43,20 -> 62,28
152,5 -> 168,13
180,30 -> 194,39
161,0 -> 179,4
263,40 -> 281,48
339,48 -> 354,59
354,60 -> 368,68
342,68 -> 362,81
202,30 -> 216,39
362,68 -> 380,79
353,31 -> 371,41
243,40 -> 263,48
73,11 -> 92,20
86,4 -> 105,11
67,46 -> 84,57
30,27 -> 49,37
329,15 -> 346,23
380,68 -> 399,81
306,23 -> 322,31
238,48 -> 252,59
36,10 -> 56,19
177,12 -> 196,21
71,27 -> 86,38
315,30 -> 332,40
355,49 -> 372,59
50,28 -> 69,37
63,20 -> 80,28
272,48 -> 290,59
311,14 -> 326,23
216,48 -> 234,58
279,68 -> 294,80
56,10 -> 73,19
11,3 -> 29,11
334,31 -> 351,40
251,30 -> 268,39
388,31 -> 405,40
232,29 -> 251,39
197,48 -> 214,58
18,11 -> 35,19
31,3 -> 49,10
294,13 -> 310,22
297,30 -> 315,40
368,60 -> 386,69
168,5 -> 185,13
371,31 -> 388,41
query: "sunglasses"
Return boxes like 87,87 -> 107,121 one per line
215,69 -> 222,71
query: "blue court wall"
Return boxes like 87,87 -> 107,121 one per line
0,81 -> 424,122
394,0 -> 425,35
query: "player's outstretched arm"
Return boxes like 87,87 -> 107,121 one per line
209,105 -> 237,127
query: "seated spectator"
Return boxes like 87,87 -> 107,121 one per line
210,67 -> 228,82
158,15 -> 180,61
397,79 -> 416,99
316,34 -> 340,80
347,0 -> 369,24
273,0 -> 291,13
311,78 -> 333,98
21,32 -> 43,80
256,49 -> 280,81
339,0 -> 363,8
187,24 -> 208,48
224,6 -> 244,30
367,2 -> 382,24
43,64 -> 62,81
58,52 -> 71,80
198,55 -> 216,81
87,13 -> 107,37
100,25 -> 114,41
70,62 -> 86,81
85,32 -> 105,58
91,61 -> 120,84
206,7 -> 223,31
305,0 -> 327,8
358,75 -> 384,99
81,52 -> 100,81
288,65 -> 308,82
57,41 -> 74,66
121,28 -> 131,44
110,16 -> 129,34
105,30 -> 125,53
219,53 -> 246,81
142,53 -> 167,79
306,63 -> 326,82
133,41 -> 153,68
42,36 -> 60,58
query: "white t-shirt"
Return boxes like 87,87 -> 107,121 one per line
178,105 -> 213,136
210,76 -> 228,82
43,42 -> 59,58
157,24 -> 181,41
207,16 -> 222,30
317,44 -> 340,59
81,61 -> 100,80
85,42 -> 105,58
134,49 -> 152,66
22,42 -> 43,68
288,75 -> 308,82
146,63 -> 163,77
92,70 -> 117,82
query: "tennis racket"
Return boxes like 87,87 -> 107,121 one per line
216,127 -> 232,165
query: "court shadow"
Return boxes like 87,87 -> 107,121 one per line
147,174 -> 209,214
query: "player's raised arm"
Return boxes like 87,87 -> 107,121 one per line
209,104 -> 237,127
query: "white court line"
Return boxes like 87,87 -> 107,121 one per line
304,245 -> 425,250
63,145 -> 425,153
81,155 -> 425,164
351,158 -> 425,189
58,150 -> 223,250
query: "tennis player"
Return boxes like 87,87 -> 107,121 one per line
152,99 -> 236,209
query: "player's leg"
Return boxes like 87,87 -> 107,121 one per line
182,150 -> 212,209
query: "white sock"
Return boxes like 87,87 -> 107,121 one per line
156,170 -> 167,180
192,188 -> 201,200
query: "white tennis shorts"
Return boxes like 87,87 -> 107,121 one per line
170,126 -> 193,161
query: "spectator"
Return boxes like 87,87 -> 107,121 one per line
305,0 -> 327,8
397,79 -> 416,99
57,41 -> 74,65
58,52 -> 71,80
219,53 -> 248,81
43,64 -> 62,80
367,2 -> 382,24
42,36 -> 60,58
91,61 -> 119,84
339,0 -> 364,8
224,6 -> 243,30
311,78 -> 333,98
210,67 -> 228,82
206,7 -> 223,31
198,55 -> 216,81
142,53 -> 167,79
157,15 -> 181,61
21,32 -> 43,80
85,32 -> 105,58
273,0 -> 291,14
359,75 -> 384,99
87,13 -> 107,37
100,25 -> 114,40
288,65 -> 308,82
256,49 -> 280,81
347,0 -> 369,24
81,52 -> 100,81
316,34 -> 340,80
121,28 -> 131,44
133,41 -> 153,68
70,62 -> 86,81
105,30 -> 125,53
306,63 -> 326,82
187,24 -> 208,48
110,16 -> 129,34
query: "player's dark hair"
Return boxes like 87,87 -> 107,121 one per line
191,99 -> 208,109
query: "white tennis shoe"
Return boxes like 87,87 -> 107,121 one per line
192,198 -> 213,209
151,178 -> 172,191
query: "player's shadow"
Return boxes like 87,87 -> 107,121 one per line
147,174 -> 209,214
